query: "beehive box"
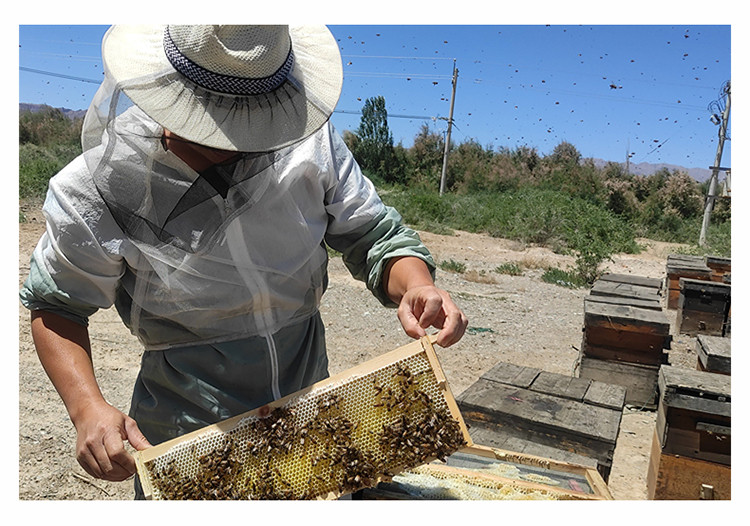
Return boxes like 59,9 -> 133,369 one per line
359,444 -> 613,500
676,278 -> 731,336
648,365 -> 731,499
581,299 -> 671,367
705,255 -> 731,282
696,334 -> 731,375
666,254 -> 712,309
456,361 -> 625,481
133,335 -> 472,500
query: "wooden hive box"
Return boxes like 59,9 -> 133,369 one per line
581,300 -> 671,366
676,278 -> 731,336
647,365 -> 731,499
455,361 -> 626,482
705,255 -> 731,282
358,444 -> 613,500
133,336 -> 472,500
666,254 -> 712,309
696,334 -> 731,375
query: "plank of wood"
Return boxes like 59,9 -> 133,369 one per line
480,361 -> 541,389
457,378 -> 622,444
598,273 -> 663,289
584,294 -> 662,311
578,354 -> 659,407
584,301 -> 670,335
590,280 -> 662,302
583,380 -> 627,411
529,371 -> 591,402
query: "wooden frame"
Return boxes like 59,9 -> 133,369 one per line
133,335 -> 472,500
361,443 -> 612,500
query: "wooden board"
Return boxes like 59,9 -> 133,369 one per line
597,272 -> 663,290
480,360 -> 626,409
647,429 -> 730,500
584,293 -> 662,311
590,280 -> 662,303
696,334 -> 731,374
578,352 -> 659,408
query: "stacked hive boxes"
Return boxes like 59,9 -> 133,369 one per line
577,273 -> 671,408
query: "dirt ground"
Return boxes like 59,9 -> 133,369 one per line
17,198 -> 701,500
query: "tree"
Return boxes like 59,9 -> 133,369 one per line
353,96 -> 401,183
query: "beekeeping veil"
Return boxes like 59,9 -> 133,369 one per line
79,25 -> 345,347
82,24 -> 343,254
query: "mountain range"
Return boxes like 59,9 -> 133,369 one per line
20,103 -> 715,182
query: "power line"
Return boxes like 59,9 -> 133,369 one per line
19,66 -> 101,84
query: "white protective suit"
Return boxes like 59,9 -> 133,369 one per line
20,109 -> 436,448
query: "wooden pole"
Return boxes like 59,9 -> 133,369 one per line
439,60 -> 458,196
699,82 -> 731,247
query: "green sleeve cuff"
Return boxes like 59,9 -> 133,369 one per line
326,206 -> 436,307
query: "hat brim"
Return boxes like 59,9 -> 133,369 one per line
101,25 -> 343,152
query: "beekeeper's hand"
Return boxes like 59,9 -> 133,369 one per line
383,257 -> 468,347
30,310 -> 152,481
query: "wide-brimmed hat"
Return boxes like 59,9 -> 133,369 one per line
100,25 -> 343,151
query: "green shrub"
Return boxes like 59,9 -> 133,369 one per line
541,267 -> 587,288
439,259 -> 466,273
495,262 -> 523,276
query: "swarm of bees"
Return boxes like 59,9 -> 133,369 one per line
144,360 -> 467,500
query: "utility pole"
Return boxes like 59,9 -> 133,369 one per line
439,60 -> 458,196
699,82 -> 731,247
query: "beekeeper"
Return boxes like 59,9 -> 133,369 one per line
20,25 -> 468,491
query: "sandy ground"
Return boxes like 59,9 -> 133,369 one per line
17,199 -> 700,500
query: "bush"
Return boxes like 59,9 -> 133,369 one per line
19,143 -> 80,198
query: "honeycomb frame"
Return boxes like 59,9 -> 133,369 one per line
134,335 -> 472,499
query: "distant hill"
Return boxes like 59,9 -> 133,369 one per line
19,103 -> 87,120
591,158 -> 713,182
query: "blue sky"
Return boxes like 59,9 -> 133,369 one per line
18,24 -> 731,169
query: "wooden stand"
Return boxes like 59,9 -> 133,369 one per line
456,361 -> 625,481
